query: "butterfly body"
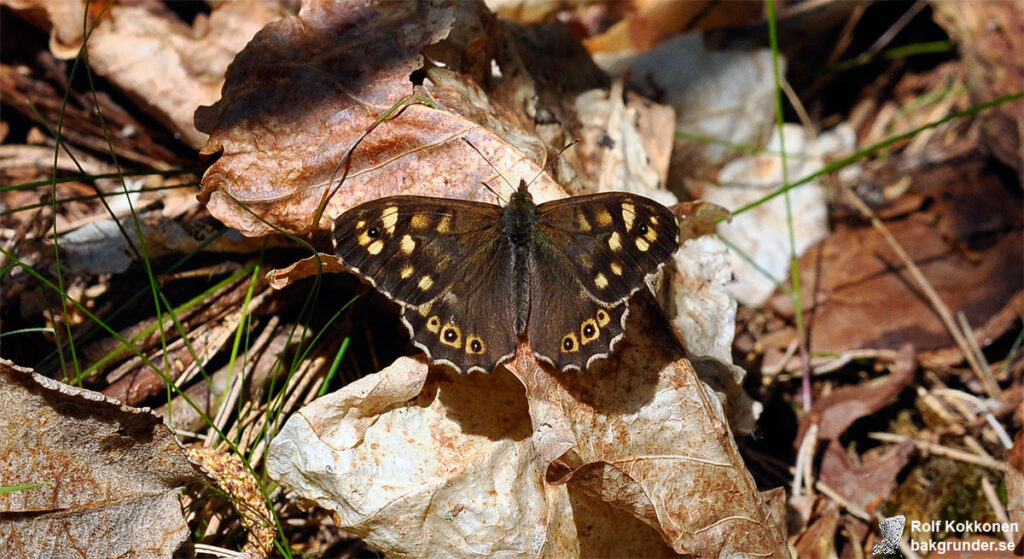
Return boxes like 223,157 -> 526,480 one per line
333,181 -> 679,374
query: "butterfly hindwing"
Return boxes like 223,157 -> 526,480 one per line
535,193 -> 679,305
332,197 -> 518,373
400,287 -> 517,374
527,246 -> 627,370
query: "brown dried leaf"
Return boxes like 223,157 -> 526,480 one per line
932,0 -> 1024,179
196,0 -> 572,237
798,345 -> 916,443
0,359 -> 199,557
187,447 -> 274,558
820,439 -> 915,513
792,500 -> 840,559
771,157 -> 1023,356
3,0 -> 281,148
508,295 -> 786,556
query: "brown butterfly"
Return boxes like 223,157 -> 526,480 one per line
332,181 -> 679,374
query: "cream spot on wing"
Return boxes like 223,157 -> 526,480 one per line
621,203 -> 635,231
410,213 -> 429,229
436,215 -> 451,233
594,272 -> 609,289
595,209 -> 613,227
400,264 -> 415,279
418,302 -> 433,317
356,219 -> 366,229
649,215 -> 659,226
576,211 -> 592,232
418,275 -> 434,291
608,232 -> 622,251
610,262 -> 623,276
367,240 -> 384,255
400,234 -> 416,255
635,237 -> 650,252
644,227 -> 658,242
357,231 -> 372,246
381,206 -> 399,234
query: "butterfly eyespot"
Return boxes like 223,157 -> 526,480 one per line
367,226 -> 380,238
638,223 -> 648,235
441,324 -> 462,348
580,318 -> 599,345
561,332 -> 579,353
596,309 -> 611,327
466,335 -> 485,354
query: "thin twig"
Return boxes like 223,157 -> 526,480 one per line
868,432 -> 1009,472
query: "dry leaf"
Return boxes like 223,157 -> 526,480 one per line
932,0 -> 1024,180
704,124 -> 852,306
2,0 -> 281,148
820,439 -> 915,513
0,359 -> 199,557
596,33 -> 781,181
196,0 -> 618,237
268,296 -> 788,557
798,345 -> 917,443
770,156 -> 1023,356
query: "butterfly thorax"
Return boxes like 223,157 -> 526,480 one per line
500,182 -> 539,247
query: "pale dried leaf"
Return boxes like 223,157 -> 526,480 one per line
596,34 -> 781,179
0,359 -> 199,557
704,124 -> 850,306
269,297 -> 787,557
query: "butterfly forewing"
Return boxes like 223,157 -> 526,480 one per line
535,193 -> 679,305
332,197 -> 518,373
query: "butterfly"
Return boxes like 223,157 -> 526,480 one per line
331,181 -> 679,374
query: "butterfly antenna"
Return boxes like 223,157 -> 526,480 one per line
461,138 -> 513,204
525,138 -> 579,189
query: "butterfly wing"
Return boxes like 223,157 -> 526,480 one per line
527,193 -> 678,371
332,197 -> 518,374
527,251 -> 628,371
535,193 -> 679,305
